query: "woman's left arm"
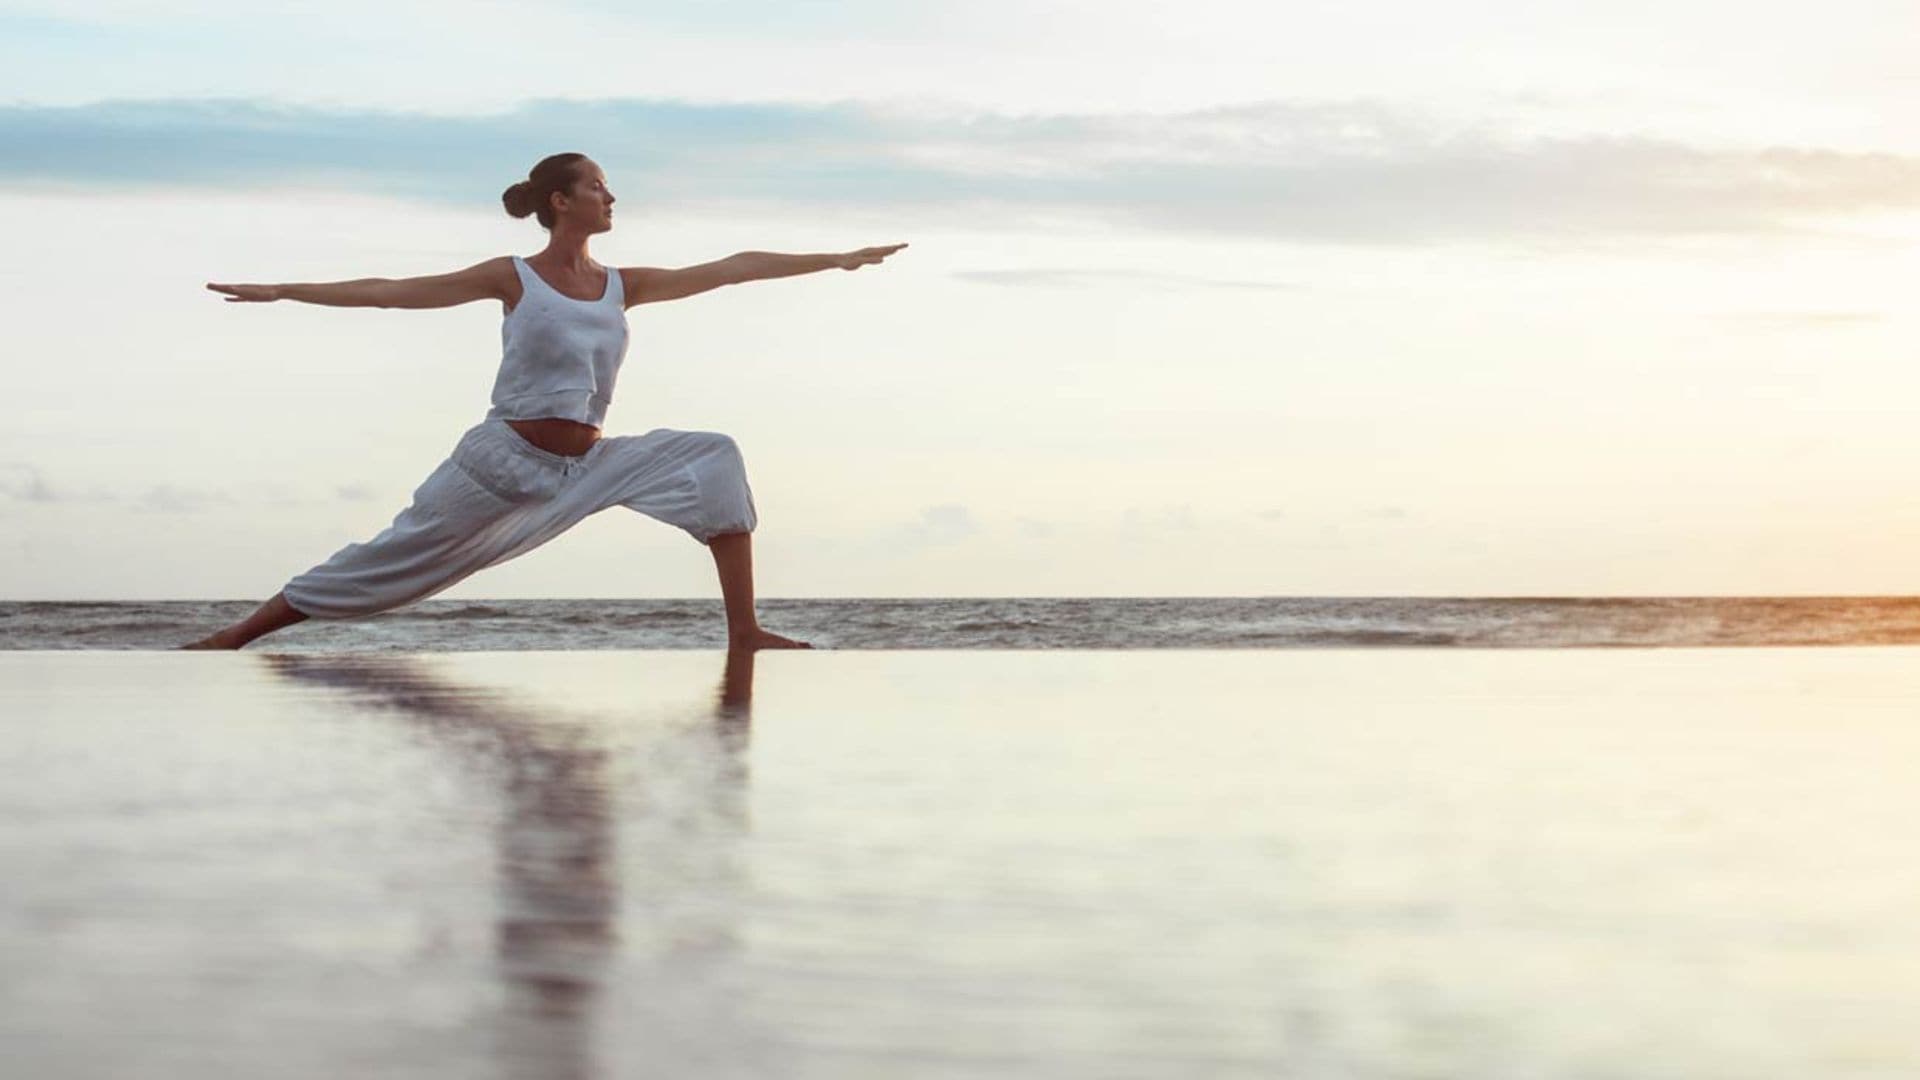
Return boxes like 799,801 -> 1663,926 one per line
623,244 -> 908,306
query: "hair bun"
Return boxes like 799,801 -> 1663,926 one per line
501,180 -> 534,219
505,154 -> 588,230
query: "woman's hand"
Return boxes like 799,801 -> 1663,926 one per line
205,282 -> 283,303
834,243 -> 908,271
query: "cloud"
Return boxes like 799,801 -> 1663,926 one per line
2,463 -> 240,513
133,484 -> 234,513
3,97 -> 1916,246
953,268 -> 1298,290
897,503 -> 977,547
0,465 -> 372,512
0,463 -> 121,505
1121,504 -> 1198,531
1709,311 -> 1886,326
0,463 -> 57,503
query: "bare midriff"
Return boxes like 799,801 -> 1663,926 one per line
505,417 -> 601,457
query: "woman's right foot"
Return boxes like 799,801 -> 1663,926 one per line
729,627 -> 813,651
176,631 -> 240,650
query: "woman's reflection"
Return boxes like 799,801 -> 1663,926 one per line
259,648 -> 757,1079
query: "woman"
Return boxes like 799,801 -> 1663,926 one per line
182,151 -> 905,651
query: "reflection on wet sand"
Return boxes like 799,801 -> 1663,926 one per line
260,649 -> 758,1079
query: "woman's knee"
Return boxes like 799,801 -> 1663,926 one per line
687,433 -> 756,534
695,431 -> 743,463
686,432 -> 750,486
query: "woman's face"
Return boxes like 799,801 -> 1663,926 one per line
549,160 -> 614,232
565,163 -> 616,233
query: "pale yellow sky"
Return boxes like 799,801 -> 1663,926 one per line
2,2 -> 1916,597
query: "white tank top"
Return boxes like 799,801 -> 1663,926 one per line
486,255 -> 630,429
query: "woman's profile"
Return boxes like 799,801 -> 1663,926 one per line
181,151 -> 905,651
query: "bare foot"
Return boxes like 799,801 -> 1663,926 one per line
729,627 -> 813,651
176,631 -> 240,650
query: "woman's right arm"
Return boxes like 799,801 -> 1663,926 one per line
206,257 -> 512,309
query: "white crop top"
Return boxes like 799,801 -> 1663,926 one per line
486,255 -> 630,429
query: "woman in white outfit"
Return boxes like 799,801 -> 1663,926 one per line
182,151 -> 906,650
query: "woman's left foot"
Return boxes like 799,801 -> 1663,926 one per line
729,627 -> 813,651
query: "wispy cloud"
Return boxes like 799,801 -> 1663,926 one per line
1709,311 -> 1886,326
897,503 -> 978,548
4,98 -> 1916,246
1122,504 -> 1198,532
0,463 -> 361,512
0,463 -> 118,505
953,268 -> 1297,290
133,484 -> 234,514
0,463 -> 57,503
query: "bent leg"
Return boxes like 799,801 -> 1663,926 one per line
579,429 -> 805,648
586,429 -> 758,545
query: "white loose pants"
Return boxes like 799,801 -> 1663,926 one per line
283,417 -> 758,619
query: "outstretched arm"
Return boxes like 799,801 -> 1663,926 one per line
624,243 -> 908,306
206,257 -> 511,308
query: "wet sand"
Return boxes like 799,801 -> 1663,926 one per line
4,647 -> 1919,1078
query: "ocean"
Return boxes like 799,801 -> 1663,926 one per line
7,595 -> 1920,650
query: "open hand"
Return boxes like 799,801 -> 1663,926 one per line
206,282 -> 282,302
834,243 -> 908,270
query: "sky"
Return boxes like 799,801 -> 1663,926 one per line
2,0 -> 1918,599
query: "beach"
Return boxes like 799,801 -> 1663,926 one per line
4,646 -> 1919,1078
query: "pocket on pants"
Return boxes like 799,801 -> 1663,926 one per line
450,424 -> 562,504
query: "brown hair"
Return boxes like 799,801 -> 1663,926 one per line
501,152 -> 589,230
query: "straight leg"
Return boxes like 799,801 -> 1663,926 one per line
178,590 -> 308,650
180,538 -> 814,650
180,428 -> 559,650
